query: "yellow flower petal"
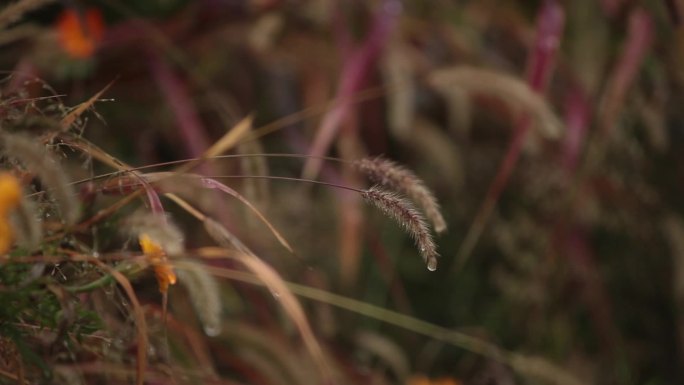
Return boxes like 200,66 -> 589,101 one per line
139,233 -> 177,293
0,173 -> 21,213
0,220 -> 13,255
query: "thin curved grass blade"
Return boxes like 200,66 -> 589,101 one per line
200,222 -> 333,383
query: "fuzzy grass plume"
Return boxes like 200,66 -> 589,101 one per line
355,156 -> 447,234
362,185 -> 439,271
1,133 -> 80,225
176,261 -> 223,337
126,210 -> 184,256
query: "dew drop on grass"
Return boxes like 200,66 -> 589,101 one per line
426,257 -> 438,272
204,325 -> 221,337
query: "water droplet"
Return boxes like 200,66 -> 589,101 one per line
204,324 -> 222,337
426,258 -> 438,272
271,291 -> 281,300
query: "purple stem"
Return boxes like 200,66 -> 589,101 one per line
454,0 -> 565,269
301,0 -> 401,180
148,53 -> 211,159
564,227 -> 619,351
561,86 -> 591,173
599,8 -> 653,135
141,179 -> 166,217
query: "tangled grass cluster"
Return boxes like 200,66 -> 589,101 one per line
0,78 -> 447,384
1,0 -> 677,384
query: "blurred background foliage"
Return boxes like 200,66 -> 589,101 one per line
0,0 -> 683,384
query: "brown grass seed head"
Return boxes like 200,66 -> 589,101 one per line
355,157 -> 447,234
362,186 -> 439,271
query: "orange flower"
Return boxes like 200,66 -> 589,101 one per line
139,234 -> 177,293
0,174 -> 21,213
0,173 -> 22,254
55,8 -> 105,59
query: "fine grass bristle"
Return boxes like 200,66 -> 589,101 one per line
355,157 -> 447,234
203,217 -> 248,253
362,186 -> 439,271
429,66 -> 563,139
176,261 -> 223,337
1,133 -> 80,225
199,218 -> 333,382
126,211 -> 184,256
9,193 -> 42,249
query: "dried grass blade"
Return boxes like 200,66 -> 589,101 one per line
216,322 -> 317,385
60,136 -> 129,171
145,172 -> 292,253
60,81 -> 114,132
176,115 -> 253,174
204,115 -> 253,159
201,222 -> 332,384
61,136 -> 164,217
188,254 -> 584,385
86,258 -> 147,385
199,177 -> 294,254
353,331 -> 410,380
237,138 -> 270,214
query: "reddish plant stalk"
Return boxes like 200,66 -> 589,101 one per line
302,0 -> 400,180
598,8 -> 653,135
454,0 -> 565,269
148,53 -> 211,160
561,86 -> 591,173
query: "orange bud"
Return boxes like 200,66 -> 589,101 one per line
56,8 -> 105,59
0,173 -> 21,213
139,234 -> 177,293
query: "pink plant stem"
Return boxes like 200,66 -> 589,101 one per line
149,52 -> 240,230
148,53 -> 211,160
562,87 -> 591,173
301,0 -> 401,180
554,9 -> 653,352
141,178 -> 166,217
454,0 -> 564,270
563,228 -> 619,351
599,8 -> 653,135
601,0 -> 625,17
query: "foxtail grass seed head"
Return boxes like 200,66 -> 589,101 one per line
9,192 -> 42,250
1,133 -> 80,225
355,157 -> 447,234
127,211 -> 184,256
362,186 -> 439,271
128,211 -> 183,293
177,262 -> 223,337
